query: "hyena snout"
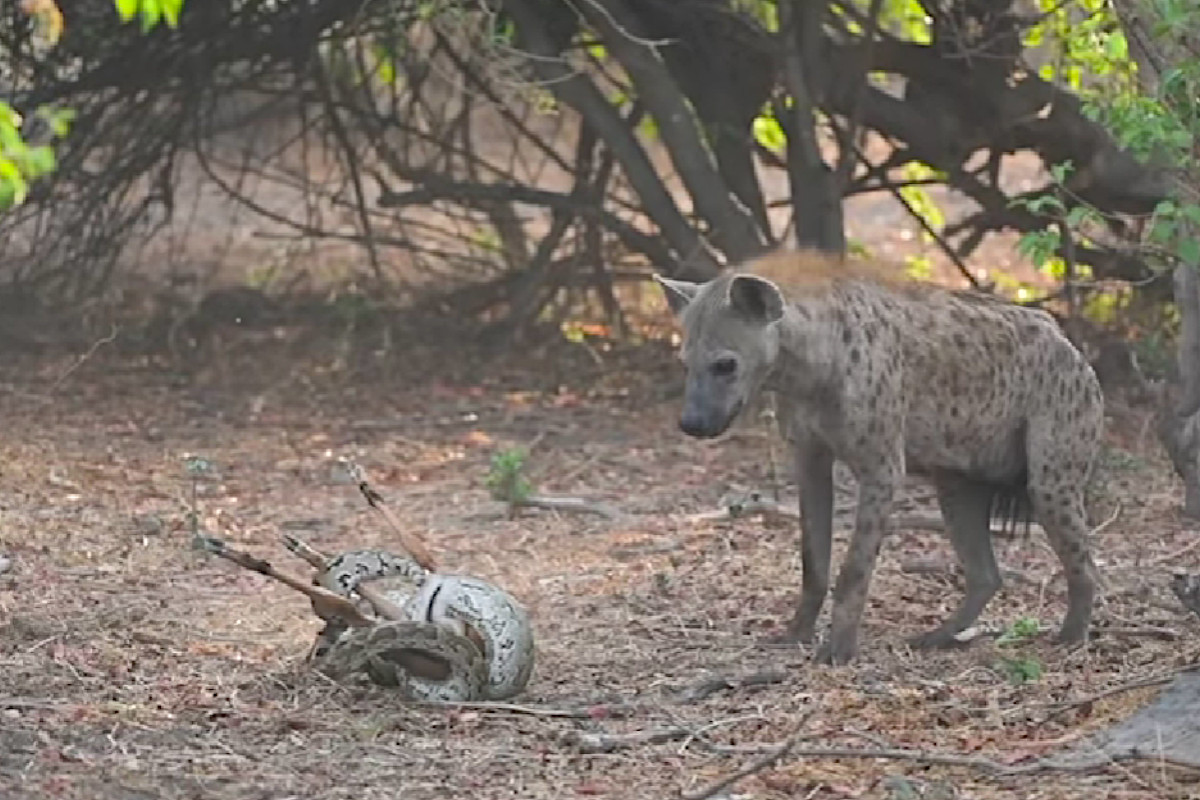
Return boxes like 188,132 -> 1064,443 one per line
679,410 -> 720,438
678,395 -> 743,439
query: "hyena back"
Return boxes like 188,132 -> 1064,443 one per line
657,250 -> 1104,665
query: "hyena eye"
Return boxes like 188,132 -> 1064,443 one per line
711,357 -> 738,377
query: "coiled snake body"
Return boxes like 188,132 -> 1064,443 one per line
308,549 -> 535,702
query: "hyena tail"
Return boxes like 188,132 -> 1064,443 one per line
989,474 -> 1033,535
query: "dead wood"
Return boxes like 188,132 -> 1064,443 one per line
1172,573 -> 1200,618
1044,668 -> 1200,772
685,490 -> 1044,537
563,726 -> 694,754
422,700 -> 640,719
1037,662 -> 1200,722
673,669 -> 789,705
681,721 -> 811,800
513,493 -> 620,519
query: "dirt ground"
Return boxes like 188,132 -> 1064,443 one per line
0,314 -> 1198,800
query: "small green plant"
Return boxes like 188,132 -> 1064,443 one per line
182,454 -> 214,543
485,447 -> 532,507
994,616 -> 1044,685
114,0 -> 184,31
997,655 -> 1045,685
996,616 -> 1042,645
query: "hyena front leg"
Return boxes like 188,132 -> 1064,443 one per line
817,468 -> 898,665
775,439 -> 834,645
909,475 -> 1002,649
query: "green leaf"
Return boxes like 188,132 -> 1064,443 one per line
160,0 -> 184,27
1104,31 -> 1128,61
114,0 -> 139,22
1182,204 -> 1200,225
752,113 -> 785,151
1179,238 -> 1200,267
140,1 -> 162,32
1048,161 -> 1074,183
39,106 -> 75,138
0,161 -> 29,206
25,145 -> 56,176
1065,206 -> 1093,227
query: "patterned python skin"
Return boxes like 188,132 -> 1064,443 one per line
308,549 -> 535,702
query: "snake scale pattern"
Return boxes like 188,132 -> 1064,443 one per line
308,549 -> 535,702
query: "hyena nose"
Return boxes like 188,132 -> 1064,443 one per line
679,412 -> 709,438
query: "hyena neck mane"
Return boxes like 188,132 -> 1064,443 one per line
742,248 -> 907,295
743,249 -> 908,398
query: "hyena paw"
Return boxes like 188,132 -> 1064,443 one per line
1053,623 -> 1090,647
814,633 -> 858,666
907,627 -> 970,651
760,618 -> 815,647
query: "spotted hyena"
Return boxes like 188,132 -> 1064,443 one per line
656,250 -> 1105,665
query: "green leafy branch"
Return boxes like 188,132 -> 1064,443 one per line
0,1 -> 182,212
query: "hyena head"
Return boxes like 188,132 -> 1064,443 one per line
655,272 -> 786,439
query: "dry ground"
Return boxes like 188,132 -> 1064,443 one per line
1,319 -> 1199,800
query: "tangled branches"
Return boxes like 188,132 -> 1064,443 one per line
0,0 -> 1176,334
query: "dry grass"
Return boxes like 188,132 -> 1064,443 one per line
1,326 -> 1199,800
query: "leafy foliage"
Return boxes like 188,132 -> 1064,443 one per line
0,104 -> 60,208
1018,0 -> 1200,272
486,447 -> 533,506
114,0 -> 184,31
0,0 -> 180,212
994,617 -> 1045,685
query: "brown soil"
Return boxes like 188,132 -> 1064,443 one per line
1,318 -> 1198,800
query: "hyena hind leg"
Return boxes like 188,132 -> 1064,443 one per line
908,475 -> 1003,650
1030,487 -> 1095,645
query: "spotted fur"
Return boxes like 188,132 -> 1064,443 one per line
658,249 -> 1105,664
310,549 -> 535,700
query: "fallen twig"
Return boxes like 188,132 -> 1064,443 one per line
682,720 -> 811,800
674,669 -> 789,704
49,324 -> 118,392
1151,535 -> 1200,566
1097,624 -> 1179,641
684,490 -> 1041,536
690,739 -> 1200,780
1034,660 -> 1200,721
515,493 -> 620,519
339,458 -> 438,571
427,700 -> 640,720
609,540 -> 683,560
1089,502 -> 1123,536
565,726 -> 692,753
684,491 -> 799,525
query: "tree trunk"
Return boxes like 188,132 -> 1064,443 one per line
778,0 -> 845,254
502,0 -> 723,279
1110,0 -> 1200,517
1158,262 -> 1200,518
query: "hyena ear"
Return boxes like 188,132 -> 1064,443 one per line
728,274 -> 785,323
653,275 -> 700,317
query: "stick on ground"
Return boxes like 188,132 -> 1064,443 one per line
682,719 -> 811,800
516,493 -> 619,518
